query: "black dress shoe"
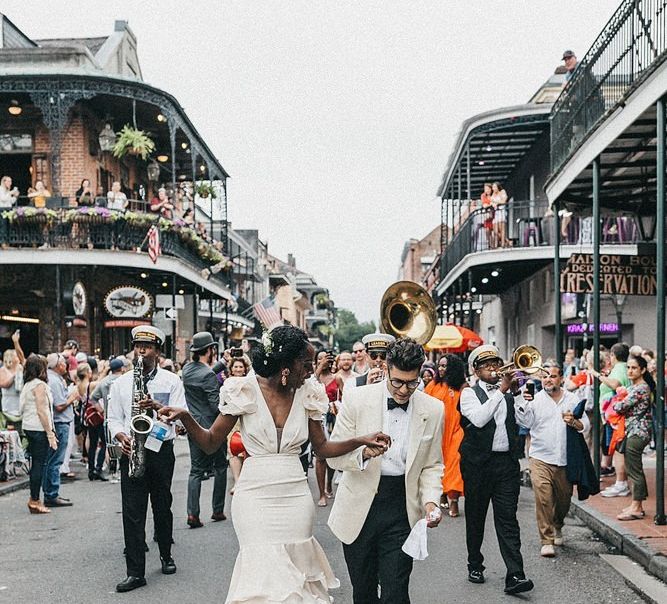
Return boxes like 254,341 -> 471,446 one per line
161,557 -> 177,575
44,497 -> 73,507
95,472 -> 109,482
116,576 -> 146,593
468,569 -> 485,584
504,574 -> 534,595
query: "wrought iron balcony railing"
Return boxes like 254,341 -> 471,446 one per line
440,199 -> 642,282
551,0 -> 667,173
0,202 -> 231,287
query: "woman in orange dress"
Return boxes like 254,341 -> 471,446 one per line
425,354 -> 466,517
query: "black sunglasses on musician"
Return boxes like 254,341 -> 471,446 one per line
369,351 -> 387,361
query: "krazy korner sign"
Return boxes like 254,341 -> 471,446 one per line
560,254 -> 656,296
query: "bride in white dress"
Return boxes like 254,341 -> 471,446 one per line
160,325 -> 389,603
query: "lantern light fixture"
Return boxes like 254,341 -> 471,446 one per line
8,100 -> 22,116
156,154 -> 169,163
98,123 -> 116,152
157,113 -> 167,122
147,159 -> 161,181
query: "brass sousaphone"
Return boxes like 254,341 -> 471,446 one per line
380,281 -> 437,345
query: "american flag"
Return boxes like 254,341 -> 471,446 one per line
147,226 -> 160,264
253,297 -> 283,329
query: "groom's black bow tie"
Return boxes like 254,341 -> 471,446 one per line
387,398 -> 409,412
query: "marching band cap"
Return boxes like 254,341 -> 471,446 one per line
362,332 -> 396,351
468,344 -> 502,369
131,325 -> 165,347
190,331 -> 216,352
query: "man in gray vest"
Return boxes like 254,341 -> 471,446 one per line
182,332 -> 227,528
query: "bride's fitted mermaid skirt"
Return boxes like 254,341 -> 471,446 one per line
226,454 -> 339,603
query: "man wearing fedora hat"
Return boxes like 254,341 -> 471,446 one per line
182,331 -> 227,528
459,344 -> 533,595
108,325 -> 186,593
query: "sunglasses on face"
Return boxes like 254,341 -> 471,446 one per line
369,351 -> 387,361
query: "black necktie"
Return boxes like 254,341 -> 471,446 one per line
486,384 -> 500,391
387,398 -> 409,412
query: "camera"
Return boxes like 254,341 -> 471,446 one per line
230,347 -> 244,358
525,382 -> 535,397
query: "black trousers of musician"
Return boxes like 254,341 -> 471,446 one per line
119,441 -> 175,578
460,452 -> 524,579
343,475 -> 413,604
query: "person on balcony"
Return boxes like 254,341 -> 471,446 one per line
75,179 -> 94,206
28,180 -> 51,209
491,182 -> 510,248
0,175 -> 19,208
150,187 -> 175,219
107,181 -> 128,212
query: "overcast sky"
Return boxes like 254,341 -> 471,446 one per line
4,1 -> 618,321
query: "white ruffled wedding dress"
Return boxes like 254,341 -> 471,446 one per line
219,375 -> 339,603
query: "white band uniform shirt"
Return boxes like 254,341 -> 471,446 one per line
107,367 -> 187,440
515,389 -> 589,467
459,380 -> 524,452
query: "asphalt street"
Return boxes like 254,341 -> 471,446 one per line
0,440 -> 646,604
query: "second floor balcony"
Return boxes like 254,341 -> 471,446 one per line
437,198 -> 644,297
0,199 -> 233,298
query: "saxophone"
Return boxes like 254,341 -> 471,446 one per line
128,355 -> 154,479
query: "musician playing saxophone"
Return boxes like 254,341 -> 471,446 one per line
107,326 -> 187,593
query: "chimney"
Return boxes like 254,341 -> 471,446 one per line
287,253 -> 296,268
114,20 -> 128,32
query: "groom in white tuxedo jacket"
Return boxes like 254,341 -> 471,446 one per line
328,338 -> 444,604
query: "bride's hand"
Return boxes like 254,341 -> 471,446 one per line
360,431 -> 391,450
158,406 -> 188,424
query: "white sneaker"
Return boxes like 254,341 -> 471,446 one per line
554,529 -> 564,546
540,544 -> 556,557
601,484 -> 631,497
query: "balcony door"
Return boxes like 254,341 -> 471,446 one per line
0,153 -> 31,195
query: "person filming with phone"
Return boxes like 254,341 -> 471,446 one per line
514,360 -> 589,558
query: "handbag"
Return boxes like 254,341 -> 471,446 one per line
83,403 -> 104,428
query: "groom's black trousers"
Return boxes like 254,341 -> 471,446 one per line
342,475 -> 413,604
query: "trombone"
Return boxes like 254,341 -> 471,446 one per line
491,345 -> 546,378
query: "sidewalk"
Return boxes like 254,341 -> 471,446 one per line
569,454 -> 667,583
0,474 -> 29,497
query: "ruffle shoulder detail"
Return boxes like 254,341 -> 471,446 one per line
219,376 -> 258,416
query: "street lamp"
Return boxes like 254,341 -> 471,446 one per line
147,159 -> 161,182
636,211 -> 657,241
98,123 -> 116,152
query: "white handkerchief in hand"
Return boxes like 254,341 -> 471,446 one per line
401,519 -> 428,560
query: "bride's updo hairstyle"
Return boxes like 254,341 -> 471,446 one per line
252,325 -> 310,378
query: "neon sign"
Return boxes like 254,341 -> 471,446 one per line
565,323 -> 619,335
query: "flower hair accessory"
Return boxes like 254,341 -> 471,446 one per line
261,330 -> 274,356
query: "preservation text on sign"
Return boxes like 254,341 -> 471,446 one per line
560,254 -> 657,296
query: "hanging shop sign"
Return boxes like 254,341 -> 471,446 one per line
560,253 -> 657,296
104,286 -> 153,319
63,281 -> 87,318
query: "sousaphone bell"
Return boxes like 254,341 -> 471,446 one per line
380,281 -> 437,346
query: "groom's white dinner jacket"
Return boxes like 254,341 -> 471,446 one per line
327,381 -> 444,544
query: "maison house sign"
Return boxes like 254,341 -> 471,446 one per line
104,286 -> 153,318
560,253 -> 657,296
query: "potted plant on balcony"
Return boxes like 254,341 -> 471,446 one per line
195,182 -> 217,199
314,293 -> 330,310
112,125 -> 155,160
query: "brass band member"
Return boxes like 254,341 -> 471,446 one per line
459,345 -> 534,595
107,326 -> 187,593
354,333 -> 395,387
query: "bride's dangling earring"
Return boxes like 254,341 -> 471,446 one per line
281,369 -> 289,387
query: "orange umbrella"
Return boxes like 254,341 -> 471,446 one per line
425,324 -> 483,353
